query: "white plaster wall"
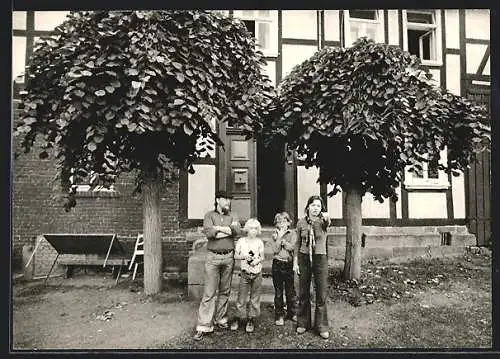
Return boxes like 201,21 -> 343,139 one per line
483,58 -> 490,76
34,11 -> 70,31
324,10 -> 340,42
12,36 -> 26,80
188,164 -> 216,219
465,9 -> 490,40
362,193 -> 390,218
282,10 -> 318,40
408,192 -> 447,218
297,166 -> 320,217
326,185 -> 342,218
387,10 -> 400,46
281,44 -> 318,78
452,172 -> 466,218
262,60 -> 276,87
395,185 -> 402,218
445,10 -> 460,49
12,11 -> 27,29
466,43 -> 488,74
446,54 -> 461,95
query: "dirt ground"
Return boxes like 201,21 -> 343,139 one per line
12,253 -> 492,350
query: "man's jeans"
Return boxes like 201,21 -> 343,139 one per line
235,270 -> 262,320
297,253 -> 329,333
196,251 -> 234,332
272,259 -> 296,319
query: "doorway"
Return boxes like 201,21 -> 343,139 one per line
257,138 -> 286,226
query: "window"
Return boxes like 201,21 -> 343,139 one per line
70,170 -> 114,192
233,10 -> 278,57
404,149 -> 450,189
69,151 -> 117,193
344,9 -> 384,47
403,10 -> 442,65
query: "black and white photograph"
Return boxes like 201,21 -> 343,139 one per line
10,7 -> 493,351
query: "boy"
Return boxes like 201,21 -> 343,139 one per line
271,212 -> 297,325
230,218 -> 265,333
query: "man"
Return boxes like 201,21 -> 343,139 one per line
194,190 -> 241,341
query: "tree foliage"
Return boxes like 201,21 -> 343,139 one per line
263,38 -> 490,201
14,10 -> 275,210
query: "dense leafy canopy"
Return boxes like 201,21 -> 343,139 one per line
14,10 -> 275,209
264,38 -> 490,201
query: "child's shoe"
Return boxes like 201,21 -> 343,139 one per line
296,327 -> 306,334
230,319 -> 239,331
275,317 -> 284,326
246,318 -> 255,333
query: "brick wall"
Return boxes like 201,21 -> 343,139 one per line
12,101 -> 192,273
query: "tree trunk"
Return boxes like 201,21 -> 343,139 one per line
142,171 -> 163,295
342,186 -> 363,281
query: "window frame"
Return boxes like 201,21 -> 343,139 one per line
233,10 -> 279,58
404,148 -> 450,189
403,9 -> 443,66
343,9 -> 385,47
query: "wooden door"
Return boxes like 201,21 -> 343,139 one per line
218,124 -> 257,222
465,85 -> 491,246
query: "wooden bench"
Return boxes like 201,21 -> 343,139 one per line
37,233 -> 131,284
58,256 -> 131,279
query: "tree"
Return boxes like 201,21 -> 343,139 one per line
14,10 -> 274,295
262,38 -> 490,281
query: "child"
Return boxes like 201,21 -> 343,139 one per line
294,195 -> 331,339
271,211 -> 297,326
230,218 -> 265,333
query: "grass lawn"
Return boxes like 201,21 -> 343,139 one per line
12,251 -> 491,350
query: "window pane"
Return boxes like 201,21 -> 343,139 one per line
243,20 -> 256,37
257,22 -> 270,49
421,33 -> 431,60
12,36 -> 26,81
12,11 -> 27,30
365,22 -> 379,40
408,29 -> 426,57
349,10 -> 377,20
34,11 -> 70,31
428,158 -> 439,178
407,11 -> 434,24
350,22 -> 379,43
350,28 -> 359,43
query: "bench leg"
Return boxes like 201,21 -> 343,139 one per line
115,265 -> 122,285
44,253 -> 60,286
132,263 -> 139,281
65,265 -> 74,278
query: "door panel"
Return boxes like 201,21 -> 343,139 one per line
218,124 -> 257,222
